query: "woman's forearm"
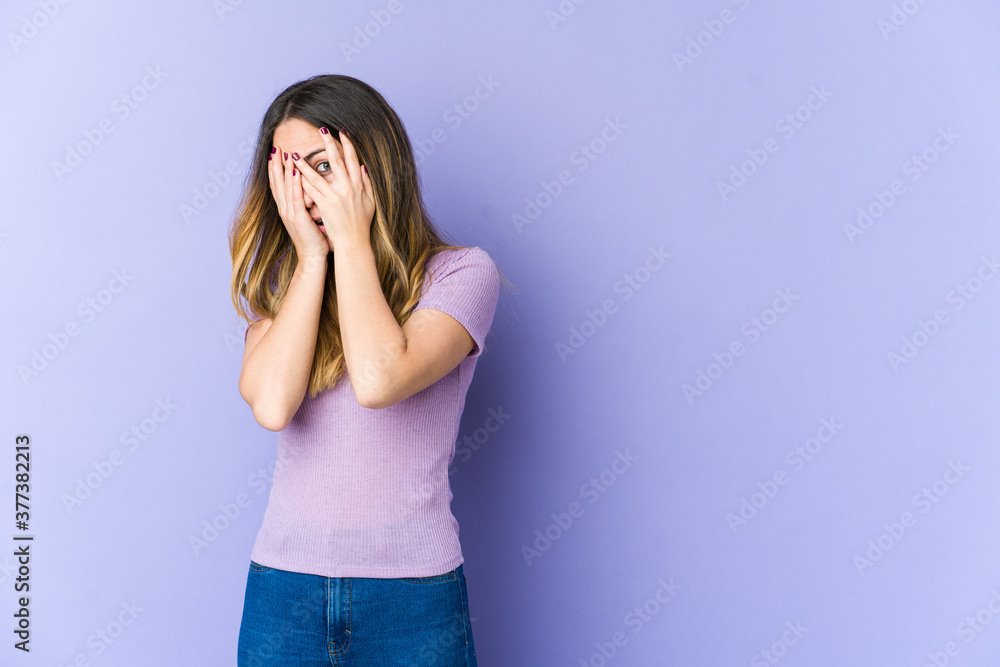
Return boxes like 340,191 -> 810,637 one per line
239,254 -> 329,430
333,240 -> 407,408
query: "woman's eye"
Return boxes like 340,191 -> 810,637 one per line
317,161 -> 330,173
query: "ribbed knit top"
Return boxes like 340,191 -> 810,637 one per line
247,246 -> 500,578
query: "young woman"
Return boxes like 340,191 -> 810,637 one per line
228,74 -> 507,666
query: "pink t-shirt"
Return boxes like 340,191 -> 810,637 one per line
247,246 -> 500,578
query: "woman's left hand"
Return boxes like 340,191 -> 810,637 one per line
292,127 -> 376,251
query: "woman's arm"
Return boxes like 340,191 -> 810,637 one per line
332,241 -> 413,408
334,242 -> 478,410
238,254 -> 328,431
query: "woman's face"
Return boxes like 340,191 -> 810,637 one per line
271,117 -> 345,225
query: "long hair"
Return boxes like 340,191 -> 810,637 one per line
228,74 -> 508,397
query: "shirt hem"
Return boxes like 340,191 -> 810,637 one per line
247,552 -> 465,579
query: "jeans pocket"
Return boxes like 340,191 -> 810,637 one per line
399,568 -> 458,584
249,560 -> 273,573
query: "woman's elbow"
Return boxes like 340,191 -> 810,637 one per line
240,382 -> 291,431
251,403 -> 290,431
354,383 -> 395,410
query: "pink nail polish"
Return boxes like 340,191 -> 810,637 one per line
320,127 -> 329,135
292,168 -> 298,176
284,152 -> 289,160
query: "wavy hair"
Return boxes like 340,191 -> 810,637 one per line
229,74 -> 510,397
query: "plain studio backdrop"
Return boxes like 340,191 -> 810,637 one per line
3,0 -> 1000,665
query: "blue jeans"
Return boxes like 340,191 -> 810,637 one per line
237,560 -> 477,666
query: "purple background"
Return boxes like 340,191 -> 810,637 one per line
4,0 -> 1000,665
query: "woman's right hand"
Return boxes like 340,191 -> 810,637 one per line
268,145 -> 332,260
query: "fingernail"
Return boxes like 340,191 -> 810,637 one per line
268,154 -> 272,161
292,152 -> 300,160
284,152 -> 289,160
320,127 -> 329,135
340,127 -> 348,135
270,146 -> 277,154
292,168 -> 297,176
362,165 -> 367,175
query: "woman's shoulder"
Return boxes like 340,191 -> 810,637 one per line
420,246 -> 499,300
427,245 -> 493,271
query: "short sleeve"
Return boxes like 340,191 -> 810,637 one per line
413,247 -> 500,359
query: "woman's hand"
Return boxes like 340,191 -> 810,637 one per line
268,145 -> 331,260
291,128 -> 376,251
